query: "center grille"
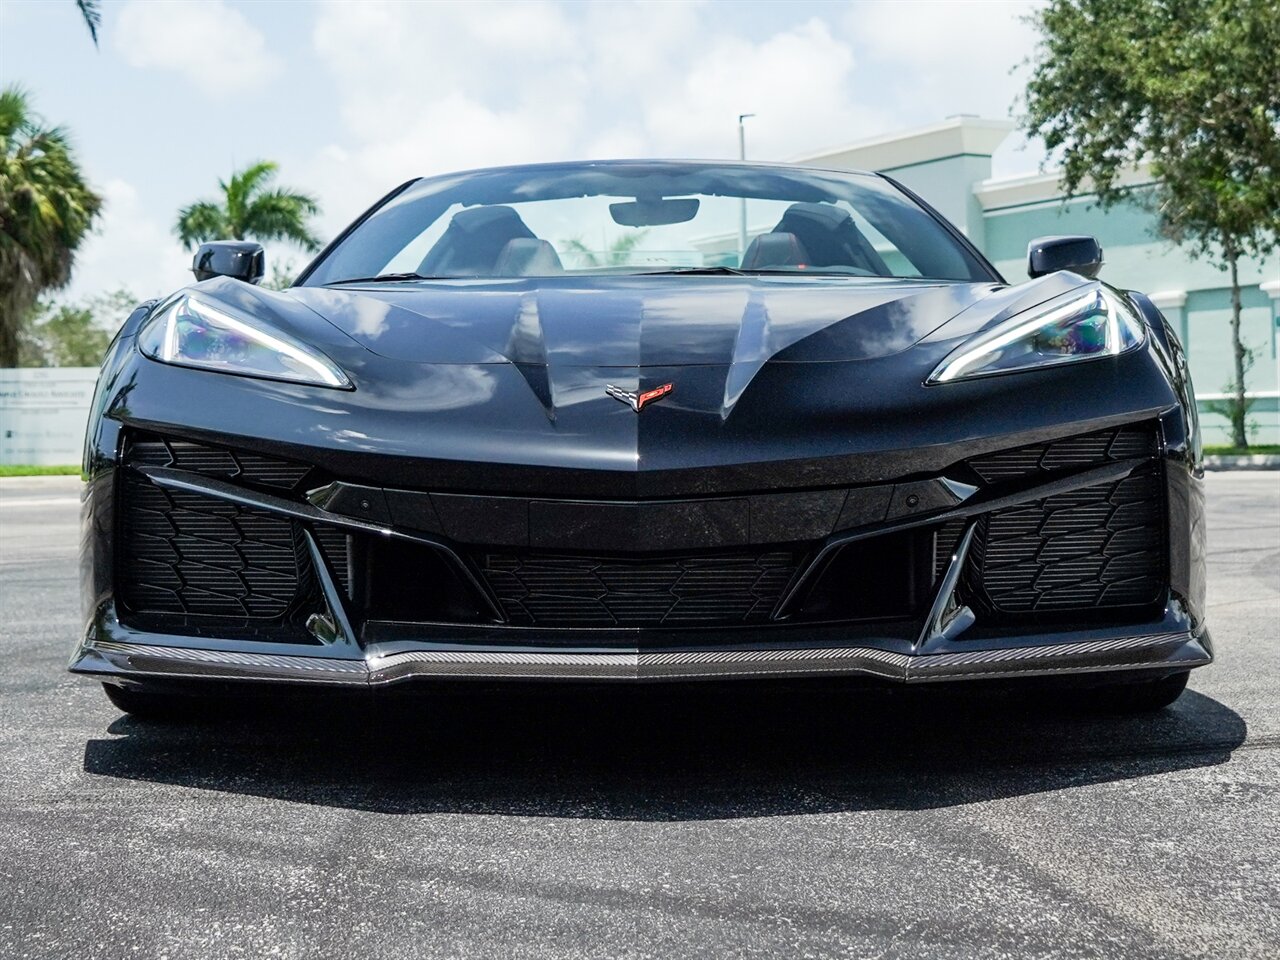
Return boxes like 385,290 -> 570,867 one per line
479,551 -> 798,628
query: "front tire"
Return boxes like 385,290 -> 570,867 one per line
1087,671 -> 1190,713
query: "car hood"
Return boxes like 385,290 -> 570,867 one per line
146,272 -> 1136,490
287,276 -> 1001,368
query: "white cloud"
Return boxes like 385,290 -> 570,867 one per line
304,1 -> 898,233
578,0 -> 706,97
845,0 -> 1042,121
53,0 -> 1052,303
306,0 -> 1035,194
642,18 -> 888,161
313,0 -> 583,142
113,0 -> 281,97
66,179 -> 191,304
306,0 -> 593,230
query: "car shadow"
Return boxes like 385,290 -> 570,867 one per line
82,679 -> 1247,820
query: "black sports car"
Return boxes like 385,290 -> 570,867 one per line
72,160 -> 1210,716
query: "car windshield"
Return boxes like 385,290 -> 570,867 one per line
303,162 -> 993,285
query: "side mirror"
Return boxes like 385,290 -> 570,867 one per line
192,241 -> 265,284
1027,235 -> 1103,279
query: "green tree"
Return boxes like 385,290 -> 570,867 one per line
18,288 -> 136,367
560,232 -> 648,267
76,0 -> 101,46
0,86 -> 103,367
1022,0 -> 1280,449
262,258 -> 298,291
175,160 -> 321,253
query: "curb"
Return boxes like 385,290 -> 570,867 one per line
1204,455 -> 1280,471
0,474 -> 82,490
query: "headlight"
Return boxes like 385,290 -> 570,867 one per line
139,294 -> 351,389
928,288 -> 1144,384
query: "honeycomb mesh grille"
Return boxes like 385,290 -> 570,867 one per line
127,436 -> 311,491
480,551 -> 798,628
966,464 -> 1165,617
967,424 -> 1158,483
118,436 -> 349,639
118,472 -> 308,619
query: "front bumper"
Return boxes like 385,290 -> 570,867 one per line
71,618 -> 1211,686
75,404 -> 1211,689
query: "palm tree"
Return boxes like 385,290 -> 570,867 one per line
560,232 -> 648,267
76,0 -> 101,46
0,86 -> 103,367
175,161 -> 321,253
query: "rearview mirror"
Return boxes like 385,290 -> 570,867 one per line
192,241 -> 265,284
609,198 -> 700,227
1027,235 -> 1103,279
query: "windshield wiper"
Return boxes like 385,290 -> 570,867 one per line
636,266 -> 752,276
326,272 -> 439,285
635,266 -> 859,277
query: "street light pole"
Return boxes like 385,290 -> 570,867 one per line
737,113 -> 755,262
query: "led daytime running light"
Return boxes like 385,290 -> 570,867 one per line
170,298 -> 347,387
141,294 -> 352,389
929,288 -> 1141,384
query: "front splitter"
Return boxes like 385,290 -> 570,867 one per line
70,631 -> 1211,686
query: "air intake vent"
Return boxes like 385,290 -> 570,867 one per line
127,435 -> 311,491
118,472 -> 308,620
965,464 -> 1165,619
117,435 -> 350,641
933,519 -> 968,582
479,551 -> 798,628
310,525 -> 352,598
967,424 -> 1158,483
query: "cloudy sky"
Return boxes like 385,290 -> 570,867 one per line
1,0 -> 1043,303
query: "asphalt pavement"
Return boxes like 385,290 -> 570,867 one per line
1,472 -> 1277,959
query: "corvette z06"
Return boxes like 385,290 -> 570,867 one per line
71,161 -> 1210,716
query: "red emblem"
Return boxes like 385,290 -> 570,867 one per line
605,382 -> 673,412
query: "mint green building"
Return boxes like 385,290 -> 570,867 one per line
794,118 -> 1280,446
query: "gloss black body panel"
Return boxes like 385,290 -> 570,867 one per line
86,272 -> 1160,494
72,162 -> 1210,690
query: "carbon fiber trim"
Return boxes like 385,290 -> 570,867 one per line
367,646 -> 913,682
370,650 -> 639,682
83,641 -> 367,684
906,631 -> 1203,681
72,631 -> 1210,685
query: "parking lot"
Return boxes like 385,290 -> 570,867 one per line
1,471 -> 1277,959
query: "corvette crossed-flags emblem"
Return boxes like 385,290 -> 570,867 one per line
604,382 -> 674,412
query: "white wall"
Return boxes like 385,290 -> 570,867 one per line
0,368 -> 98,466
